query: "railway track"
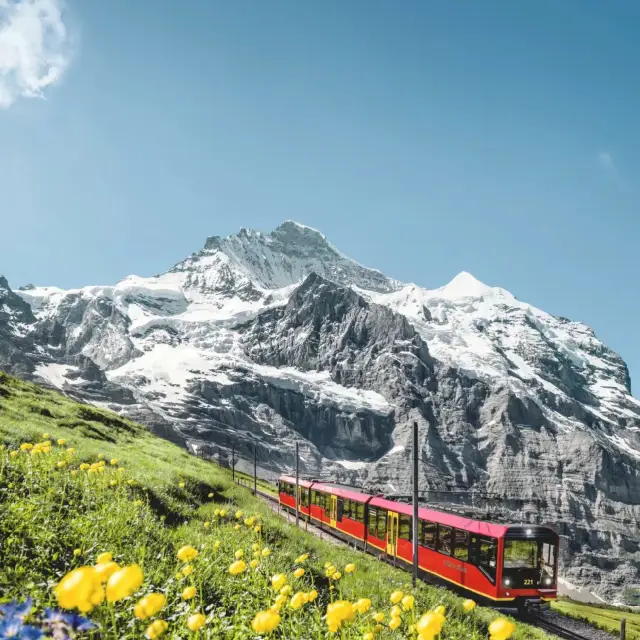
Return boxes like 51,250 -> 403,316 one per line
241,482 -> 620,640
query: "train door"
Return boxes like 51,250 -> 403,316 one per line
387,511 -> 399,556
330,495 -> 338,527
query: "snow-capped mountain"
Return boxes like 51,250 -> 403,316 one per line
1,220 -> 639,601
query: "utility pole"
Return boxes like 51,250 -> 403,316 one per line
412,421 -> 419,587
621,618 -> 626,640
231,443 -> 235,483
253,446 -> 257,495
295,441 -> 300,528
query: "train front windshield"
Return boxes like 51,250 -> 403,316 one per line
502,529 -> 557,589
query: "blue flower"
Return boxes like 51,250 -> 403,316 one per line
0,600 -> 32,621
42,610 -> 95,632
0,618 -> 43,639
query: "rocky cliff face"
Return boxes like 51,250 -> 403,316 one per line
1,220 -> 639,602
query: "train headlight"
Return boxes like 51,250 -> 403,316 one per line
526,528 -> 532,536
503,578 -> 511,587
545,578 -> 552,585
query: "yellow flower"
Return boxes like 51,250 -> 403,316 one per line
463,599 -> 476,612
229,560 -> 247,575
178,482 -> 185,488
390,590 -> 404,604
295,553 -> 309,563
70,470 -> 78,477
219,509 -> 227,517
416,612 -> 445,637
203,521 -> 210,528
110,458 -> 118,465
344,563 -> 356,573
401,594 -> 415,611
213,540 -> 221,550
372,612 -> 384,623
42,433 -> 50,439
79,463 -> 90,471
145,620 -> 168,639
10,451 -> 19,458
214,508 -> 221,516
235,510 -> 244,519
325,565 -> 337,577
234,524 -> 241,531
187,613 -> 206,631
20,443 -> 34,451
182,586 -> 197,600
293,568 -> 305,578
488,618 -> 516,640
57,438 -> 67,446
434,605 -> 446,616
274,594 -> 287,607
354,598 -> 372,614
307,589 -> 318,601
250,559 -> 259,569
95,561 -> 120,583
280,585 -> 292,596
106,564 -> 144,602
118,467 -> 126,473
389,616 -> 401,630
208,492 -> 214,498
332,571 -> 342,580
326,600 -> 355,631
57,461 -> 67,469
261,548 -> 271,558
54,566 -> 103,612
390,605 -> 402,618
134,593 -> 166,619
251,610 -> 280,634
254,525 -> 262,533
97,454 -> 105,460
235,549 -> 244,559
109,480 -> 117,487
67,447 -> 76,455
252,543 -> 260,552
182,564 -> 194,576
176,545 -> 198,562
73,549 -> 82,557
244,517 -> 256,527
289,592 -> 306,610
363,633 -> 374,640
175,572 -> 183,580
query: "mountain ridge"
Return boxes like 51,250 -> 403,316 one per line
1,220 -> 639,601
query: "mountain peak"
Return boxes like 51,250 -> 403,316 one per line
437,271 -> 513,300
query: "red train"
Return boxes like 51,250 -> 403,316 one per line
278,475 -> 558,610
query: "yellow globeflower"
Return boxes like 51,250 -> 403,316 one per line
235,510 -> 244,519
80,463 -> 90,471
73,548 -> 82,557
54,566 -> 103,612
145,620 -> 168,639
293,568 -> 304,578
10,451 -> 19,458
135,593 -> 166,620
57,438 -> 67,446
307,589 -> 318,601
251,610 -> 281,634
354,598 -> 372,614
57,461 -> 67,469
219,509 -> 228,517
401,594 -> 415,611
488,618 -> 516,640
389,617 -> 402,630
254,525 -> 262,533
95,562 -> 120,583
214,508 -> 221,516
332,571 -> 342,581
98,454 -> 105,460
203,521 -> 210,528
176,545 -> 198,562
96,552 -> 112,564
280,585 -> 292,596
390,605 -> 402,618
70,470 -> 78,477
235,549 -> 244,559
326,600 -> 355,630
213,541 -> 221,550
434,605 -> 446,616
229,560 -> 247,575
175,572 -> 183,580
67,447 -> 76,454
274,594 -> 287,607
289,592 -> 306,610
344,563 -> 356,573
182,565 -> 194,576
178,482 -> 185,488
250,559 -> 259,569
106,564 -> 144,602
187,613 -> 206,631
42,433 -> 50,439
416,612 -> 445,637
182,586 -> 197,600
363,633 -> 374,640
20,443 -> 34,451
110,458 -> 118,465
463,599 -> 476,612
390,590 -> 404,604
252,543 -> 260,552
208,492 -> 214,498
372,612 -> 384,623
261,548 -> 271,558
234,524 -> 241,531
295,553 -> 309,564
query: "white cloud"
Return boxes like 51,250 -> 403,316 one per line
0,0 -> 71,109
597,151 -> 615,172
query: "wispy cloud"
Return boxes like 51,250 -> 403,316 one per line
597,151 -> 616,173
0,0 -> 71,109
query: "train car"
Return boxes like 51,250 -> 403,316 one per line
277,475 -> 559,610
277,476 -> 315,519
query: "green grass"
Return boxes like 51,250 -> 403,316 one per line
0,371 -> 554,639
552,598 -> 640,639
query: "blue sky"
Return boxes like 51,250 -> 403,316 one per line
1,0 -> 639,391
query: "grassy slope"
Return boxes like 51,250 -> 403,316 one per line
0,372 -> 552,639
551,599 -> 640,639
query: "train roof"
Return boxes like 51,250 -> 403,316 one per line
279,475 -> 315,489
369,496 -> 509,538
310,481 -> 374,503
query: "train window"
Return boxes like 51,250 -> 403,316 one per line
377,510 -> 387,538
301,489 -> 309,507
540,542 -> 557,582
453,529 -> 469,561
368,507 -> 377,537
437,525 -> 452,555
310,490 -> 317,505
399,514 -> 412,541
504,540 -> 538,569
337,499 -> 344,522
478,537 -> 497,581
421,521 -> 436,549
356,502 -> 365,523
